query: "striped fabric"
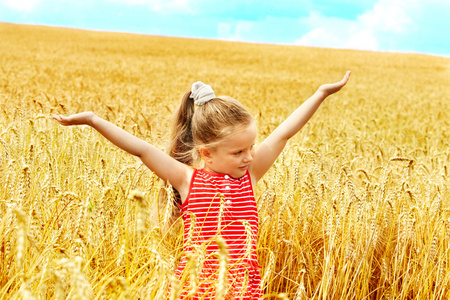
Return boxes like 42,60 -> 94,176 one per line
169,169 -> 262,299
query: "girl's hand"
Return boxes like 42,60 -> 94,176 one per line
51,112 -> 95,126
318,71 -> 351,96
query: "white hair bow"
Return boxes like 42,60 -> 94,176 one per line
190,81 -> 215,106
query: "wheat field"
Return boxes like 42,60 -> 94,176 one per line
0,22 -> 449,299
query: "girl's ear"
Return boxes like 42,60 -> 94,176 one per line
199,147 -> 213,163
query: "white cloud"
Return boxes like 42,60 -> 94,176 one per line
296,28 -> 344,48
217,21 -> 256,42
359,1 -> 412,33
295,19 -> 380,51
1,0 -> 41,11
345,29 -> 379,51
295,0 -> 418,51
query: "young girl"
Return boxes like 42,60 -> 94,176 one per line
52,71 -> 351,299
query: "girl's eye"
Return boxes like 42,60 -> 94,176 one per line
234,151 -> 242,155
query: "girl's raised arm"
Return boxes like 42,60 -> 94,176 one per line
52,112 -> 192,196
250,71 -> 351,183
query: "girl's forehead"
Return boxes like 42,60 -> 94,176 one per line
220,122 -> 257,147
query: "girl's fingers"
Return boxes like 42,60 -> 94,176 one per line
336,71 -> 351,89
51,114 -> 69,125
51,114 -> 62,121
342,71 -> 351,84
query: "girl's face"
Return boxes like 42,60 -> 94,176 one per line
201,122 -> 256,179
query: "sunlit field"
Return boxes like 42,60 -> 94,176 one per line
1,22 -> 449,299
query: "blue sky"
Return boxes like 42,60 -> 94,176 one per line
1,0 -> 449,57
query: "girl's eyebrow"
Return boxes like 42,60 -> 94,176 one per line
229,143 -> 254,152
228,147 -> 243,153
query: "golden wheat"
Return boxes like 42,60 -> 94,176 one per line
1,22 -> 449,299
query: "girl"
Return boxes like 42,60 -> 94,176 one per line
52,71 -> 351,299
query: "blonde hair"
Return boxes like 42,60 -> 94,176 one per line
162,88 -> 254,221
168,90 -> 254,168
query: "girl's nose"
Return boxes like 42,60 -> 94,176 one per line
243,150 -> 254,163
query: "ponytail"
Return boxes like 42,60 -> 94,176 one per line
161,90 -> 195,223
167,90 -> 196,166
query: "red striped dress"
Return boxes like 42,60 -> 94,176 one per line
170,168 -> 262,299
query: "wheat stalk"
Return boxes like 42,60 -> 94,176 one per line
216,236 -> 229,300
